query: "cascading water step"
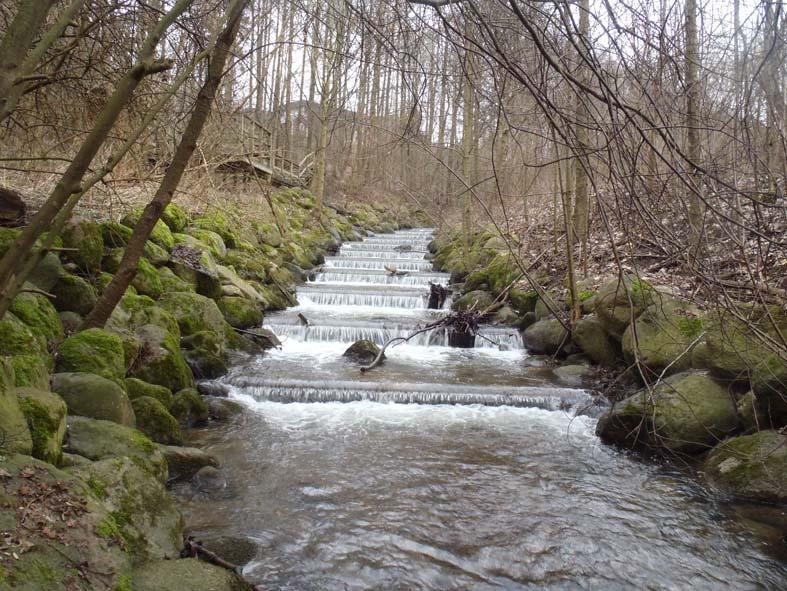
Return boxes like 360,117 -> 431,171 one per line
225,377 -> 590,411
310,268 -> 449,287
324,258 -> 434,271
297,284 -> 434,309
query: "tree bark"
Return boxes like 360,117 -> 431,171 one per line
83,0 -> 249,329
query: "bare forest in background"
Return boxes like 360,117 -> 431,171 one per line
0,0 -> 784,323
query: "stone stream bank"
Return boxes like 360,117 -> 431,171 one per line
0,190 -> 418,590
432,227 -> 787,506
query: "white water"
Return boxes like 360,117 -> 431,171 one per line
183,228 -> 787,590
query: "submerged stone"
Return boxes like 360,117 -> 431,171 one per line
343,339 -> 382,363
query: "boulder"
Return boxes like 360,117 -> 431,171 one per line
198,536 -> 258,568
65,416 -> 167,483
8,353 -> 50,389
160,444 -> 219,481
131,558 -> 252,591
125,377 -> 173,409
197,381 -> 230,398
106,293 -> 180,338
596,371 -> 739,453
523,318 -> 570,355
191,211 -> 242,249
184,346 -> 228,380
70,456 -> 183,559
129,324 -> 194,393
0,358 -> 33,455
0,454 -> 130,589
52,372 -> 135,426
122,209 -> 174,250
102,249 -> 163,299
553,365 -> 591,387
59,310 -> 83,334
51,273 -> 97,315
161,203 -> 189,233
592,274 -> 659,339
131,396 -> 182,445
185,227 -> 227,259
0,186 -> 26,226
157,291 -> 228,345
704,430 -> 787,503
15,387 -> 67,464
217,264 -> 265,301
157,266 -> 194,293
143,240 -> 170,266
61,218 -> 104,274
192,465 -> 227,492
343,339 -> 382,363
217,296 -> 263,329
622,299 -> 703,377
56,328 -> 126,382
10,291 -> 63,344
207,398 -> 245,421
492,304 -> 521,326
572,314 -> 619,367
100,220 -> 133,247
0,311 -> 47,357
170,388 -> 209,427
452,289 -> 495,312
242,327 -> 281,350
28,251 -> 63,292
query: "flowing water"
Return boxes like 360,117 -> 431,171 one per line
177,228 -> 787,590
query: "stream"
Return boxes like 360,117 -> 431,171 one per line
176,228 -> 787,590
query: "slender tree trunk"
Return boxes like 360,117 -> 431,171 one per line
83,0 -> 249,329
685,0 -> 704,257
572,0 -> 590,272
0,0 -> 59,117
0,0 -> 192,320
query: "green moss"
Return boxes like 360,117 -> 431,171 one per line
185,228 -> 226,259
131,396 -> 182,445
161,203 -> 189,233
56,328 -> 126,381
121,209 -> 175,250
17,393 -> 65,463
170,388 -> 209,427
0,312 -> 46,356
51,273 -> 97,315
10,291 -> 64,343
113,574 -> 133,591
677,316 -> 704,339
125,377 -> 173,408
133,257 -> 163,299
97,511 -> 131,551
86,473 -> 107,499
101,221 -> 133,247
217,296 -> 263,329
157,266 -> 194,293
9,354 -> 50,389
192,211 -> 241,248
0,227 -> 21,257
62,219 -> 104,274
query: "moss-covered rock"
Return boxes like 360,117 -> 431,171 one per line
491,305 -> 521,326
157,291 -> 228,344
591,274 -> 659,340
8,353 -> 50,389
572,314 -> 620,367
217,296 -> 263,329
508,288 -> 538,316
452,290 -> 495,312
596,371 -> 739,454
185,227 -> 227,259
343,339 -> 382,364
161,203 -> 189,233
143,240 -> 170,266
129,324 -> 193,393
124,377 -> 173,409
100,221 -> 133,247
11,290 -> 63,343
69,455 -> 182,558
0,454 -> 130,590
0,311 -> 47,357
170,388 -> 209,427
157,266 -> 194,293
523,318 -> 570,355
192,211 -> 241,249
102,249 -> 163,299
56,328 -> 126,382
130,396 -> 182,445
463,253 -> 520,295
704,430 -> 787,503
0,358 -> 33,455
58,310 -> 83,334
15,387 -> 67,464
183,346 -> 228,380
223,249 -> 267,283
65,415 -> 167,483
257,222 -> 282,247
61,219 -> 104,274
121,209 -> 174,250
51,272 -> 97,315
52,372 -> 135,427
107,294 -> 180,338
621,299 -> 703,377
131,558 -> 252,591
28,251 -> 64,292
159,444 -> 219,482
217,264 -> 265,302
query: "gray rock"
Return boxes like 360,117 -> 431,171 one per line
52,372 -> 136,427
160,444 -> 219,481
343,339 -> 382,363
192,465 -> 227,492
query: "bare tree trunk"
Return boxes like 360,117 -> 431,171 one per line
685,0 -> 704,257
84,0 -> 248,329
572,0 -> 590,273
0,0 -> 192,320
0,0 -> 59,117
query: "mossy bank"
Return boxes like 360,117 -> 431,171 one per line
0,190 -> 419,590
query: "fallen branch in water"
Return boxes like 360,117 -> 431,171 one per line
182,537 -> 265,591
297,312 -> 310,326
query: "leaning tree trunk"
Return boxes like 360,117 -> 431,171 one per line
0,0 -> 192,320
83,0 -> 249,330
